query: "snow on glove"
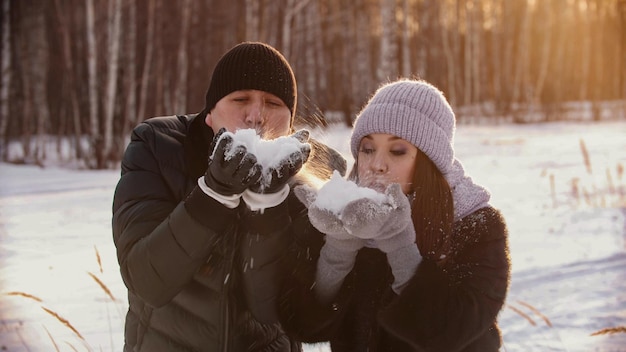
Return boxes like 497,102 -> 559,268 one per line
250,130 -> 312,194
204,128 -> 263,196
294,185 -> 364,252
340,183 -> 412,245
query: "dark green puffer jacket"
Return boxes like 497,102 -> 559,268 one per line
112,114 -> 346,351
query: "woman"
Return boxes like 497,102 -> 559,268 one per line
280,79 -> 511,351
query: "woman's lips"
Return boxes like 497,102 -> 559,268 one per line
362,181 -> 386,193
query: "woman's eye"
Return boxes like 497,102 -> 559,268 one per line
359,147 -> 374,154
391,149 -> 406,156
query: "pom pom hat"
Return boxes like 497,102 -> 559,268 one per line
351,79 -> 456,176
200,42 -> 297,121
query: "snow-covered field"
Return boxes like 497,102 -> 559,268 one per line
1,121 -> 625,351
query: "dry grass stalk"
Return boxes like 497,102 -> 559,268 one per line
5,291 -> 43,302
43,325 -> 61,352
590,326 -> 626,336
63,341 -> 79,351
506,304 -> 536,326
579,138 -> 592,174
87,271 -> 116,301
41,306 -> 85,341
606,168 -> 616,194
570,178 -> 580,206
516,300 -> 552,327
95,245 -> 103,273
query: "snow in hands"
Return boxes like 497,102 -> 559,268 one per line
313,170 -> 387,215
296,171 -> 409,239
219,128 -> 311,188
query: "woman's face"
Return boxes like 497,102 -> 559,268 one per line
205,89 -> 291,139
356,133 -> 418,194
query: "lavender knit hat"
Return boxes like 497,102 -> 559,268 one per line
351,79 -> 456,175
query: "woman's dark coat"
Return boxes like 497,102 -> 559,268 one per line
112,114 -> 345,352
279,205 -> 511,351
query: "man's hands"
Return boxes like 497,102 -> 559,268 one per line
204,128 -> 263,196
249,130 -> 311,194
204,128 -> 311,196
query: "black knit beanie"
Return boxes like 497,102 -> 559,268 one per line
200,42 -> 297,121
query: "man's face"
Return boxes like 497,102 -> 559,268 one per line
206,90 -> 292,139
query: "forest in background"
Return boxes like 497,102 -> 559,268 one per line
1,0 -> 625,168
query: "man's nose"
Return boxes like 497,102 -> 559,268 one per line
245,102 -> 265,128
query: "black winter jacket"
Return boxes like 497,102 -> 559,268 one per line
112,114 -> 346,352
279,206 -> 511,351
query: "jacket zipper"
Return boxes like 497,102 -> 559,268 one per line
221,261 -> 232,352
222,221 -> 240,352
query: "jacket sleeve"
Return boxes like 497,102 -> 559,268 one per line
378,207 -> 511,351
112,122 -> 237,307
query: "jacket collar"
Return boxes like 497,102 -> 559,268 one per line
184,113 -> 213,179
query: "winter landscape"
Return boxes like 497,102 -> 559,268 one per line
1,120 -> 625,352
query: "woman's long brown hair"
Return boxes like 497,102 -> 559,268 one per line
410,150 -> 454,263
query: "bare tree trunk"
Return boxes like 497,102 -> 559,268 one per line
101,0 -> 122,168
300,1 -> 319,111
579,0 -> 591,100
30,3 -> 49,165
0,0 -> 11,161
53,0 -> 84,161
123,0 -> 137,140
245,0 -> 260,39
490,0 -> 503,114
440,0 -> 457,107
378,0 -> 398,81
85,0 -> 99,167
401,0 -> 411,77
534,0 -> 553,105
354,0 -> 372,105
620,0 -> 626,100
463,2 -> 472,106
471,3 -> 483,105
137,0 -> 156,123
511,2 -> 530,111
174,0 -> 192,114
282,0 -> 311,58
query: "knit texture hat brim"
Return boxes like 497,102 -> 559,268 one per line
203,42 -> 297,120
351,79 -> 456,176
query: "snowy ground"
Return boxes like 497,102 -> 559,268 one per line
1,120 -> 625,351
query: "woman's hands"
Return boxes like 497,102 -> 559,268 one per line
296,180 -> 420,298
295,182 -> 413,252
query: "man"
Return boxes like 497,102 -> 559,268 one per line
112,42 -> 346,351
